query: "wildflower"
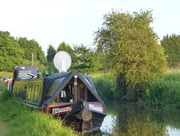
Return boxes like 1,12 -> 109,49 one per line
146,89 -> 149,95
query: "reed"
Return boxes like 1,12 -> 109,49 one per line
0,91 -> 78,136
142,70 -> 180,108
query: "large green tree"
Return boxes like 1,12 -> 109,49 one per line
95,9 -> 167,100
161,34 -> 180,67
72,44 -> 98,74
0,31 -> 24,71
18,37 -> 46,63
18,37 -> 47,72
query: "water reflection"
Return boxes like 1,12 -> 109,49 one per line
100,102 -> 180,136
101,115 -> 116,134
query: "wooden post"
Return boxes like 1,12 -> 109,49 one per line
74,77 -> 78,101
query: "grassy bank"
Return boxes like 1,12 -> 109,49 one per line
0,91 -> 78,136
141,69 -> 180,108
0,118 -> 7,136
92,69 -> 180,108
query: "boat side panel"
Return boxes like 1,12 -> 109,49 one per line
13,78 -> 44,106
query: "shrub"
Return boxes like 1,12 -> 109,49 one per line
93,74 -> 113,102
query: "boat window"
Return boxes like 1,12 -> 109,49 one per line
60,84 -> 73,103
18,70 -> 37,79
47,77 -> 65,96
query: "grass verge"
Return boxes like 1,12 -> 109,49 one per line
0,91 -> 79,136
140,70 -> 180,108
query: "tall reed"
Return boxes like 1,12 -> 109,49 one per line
142,70 -> 180,108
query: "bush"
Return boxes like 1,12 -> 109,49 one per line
93,74 -> 113,102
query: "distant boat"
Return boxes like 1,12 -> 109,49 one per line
0,78 -> 12,91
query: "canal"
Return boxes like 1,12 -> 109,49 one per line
100,102 -> 180,136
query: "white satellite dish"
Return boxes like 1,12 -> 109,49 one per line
53,51 -> 72,73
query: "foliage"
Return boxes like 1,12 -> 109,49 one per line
92,73 -> 113,101
44,44 -> 57,72
43,61 -> 57,73
72,44 -> 95,74
94,9 -> 167,100
46,44 -> 56,62
0,71 -> 13,78
0,90 -> 13,101
57,42 -> 76,60
0,31 -> 24,72
90,49 -> 104,73
0,31 -> 47,72
161,34 -> 180,67
141,70 -> 180,108
18,37 -> 47,63
0,92 -> 78,136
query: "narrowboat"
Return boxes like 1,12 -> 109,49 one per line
12,51 -> 106,134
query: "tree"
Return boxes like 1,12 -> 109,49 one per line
0,31 -> 24,71
72,44 -> 97,74
18,38 -> 47,63
43,45 -> 57,72
161,34 -> 180,67
94,9 -> 167,100
46,44 -> 56,62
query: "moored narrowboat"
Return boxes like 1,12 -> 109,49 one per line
12,51 -> 106,134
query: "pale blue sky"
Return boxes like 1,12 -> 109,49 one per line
0,0 -> 180,54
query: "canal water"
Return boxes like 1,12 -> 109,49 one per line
100,102 -> 180,136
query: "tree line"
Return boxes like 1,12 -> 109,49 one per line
0,31 -> 103,74
45,42 -> 102,74
1,9 -> 180,101
0,31 -> 46,72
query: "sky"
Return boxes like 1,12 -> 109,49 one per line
0,0 -> 180,54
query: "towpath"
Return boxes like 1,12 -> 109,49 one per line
0,119 -> 6,136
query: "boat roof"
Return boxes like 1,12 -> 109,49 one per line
39,71 -> 105,109
14,65 -> 38,70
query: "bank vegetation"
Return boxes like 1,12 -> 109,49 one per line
0,91 -> 78,136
